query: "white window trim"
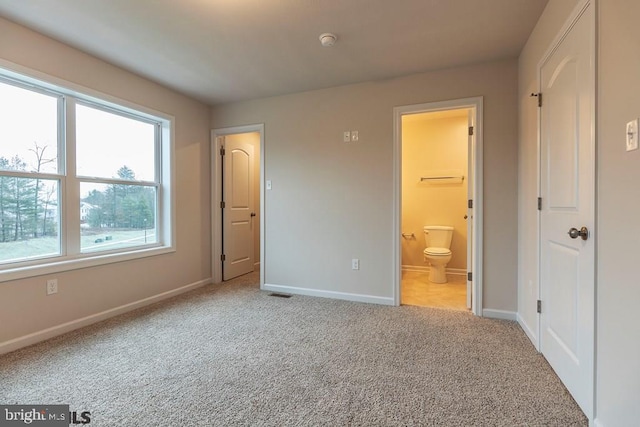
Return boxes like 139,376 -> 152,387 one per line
0,59 -> 176,283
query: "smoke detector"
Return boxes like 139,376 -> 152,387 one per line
319,33 -> 337,47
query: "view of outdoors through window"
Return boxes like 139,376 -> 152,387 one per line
0,79 -> 160,265
0,81 -> 60,264
76,104 -> 158,253
80,182 -> 157,253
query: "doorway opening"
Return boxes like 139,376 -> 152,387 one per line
211,124 -> 264,285
393,97 -> 483,315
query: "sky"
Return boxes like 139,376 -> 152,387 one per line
0,81 -> 58,172
0,80 -> 156,195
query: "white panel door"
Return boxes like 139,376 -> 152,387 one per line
539,3 -> 594,417
222,140 -> 254,280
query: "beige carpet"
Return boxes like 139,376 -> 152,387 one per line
0,272 -> 586,426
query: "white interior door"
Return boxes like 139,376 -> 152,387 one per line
222,138 -> 255,280
539,2 -> 594,417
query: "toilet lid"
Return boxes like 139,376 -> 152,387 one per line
424,247 -> 451,256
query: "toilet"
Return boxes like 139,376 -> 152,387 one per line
423,226 -> 454,284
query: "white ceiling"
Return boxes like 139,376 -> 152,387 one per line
0,0 -> 548,106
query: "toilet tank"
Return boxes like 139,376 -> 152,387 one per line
423,226 -> 454,248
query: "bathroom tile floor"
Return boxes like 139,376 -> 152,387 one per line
401,271 -> 468,311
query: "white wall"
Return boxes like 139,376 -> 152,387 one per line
0,18 -> 212,350
519,0 -> 640,424
596,0 -> 640,424
212,59 -> 519,311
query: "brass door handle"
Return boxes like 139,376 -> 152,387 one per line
568,226 -> 589,240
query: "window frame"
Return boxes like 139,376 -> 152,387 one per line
0,61 -> 175,283
74,100 -> 162,255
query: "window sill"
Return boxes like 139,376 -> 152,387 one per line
0,245 -> 176,283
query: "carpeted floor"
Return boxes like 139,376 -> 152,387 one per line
0,272 -> 587,426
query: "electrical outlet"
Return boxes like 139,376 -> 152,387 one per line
352,259 -> 359,270
46,279 -> 58,295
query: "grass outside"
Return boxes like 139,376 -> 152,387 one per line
0,229 -> 157,263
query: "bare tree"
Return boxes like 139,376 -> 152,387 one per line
28,142 -> 55,238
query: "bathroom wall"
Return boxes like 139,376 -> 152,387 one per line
223,132 -> 261,270
401,112 -> 468,271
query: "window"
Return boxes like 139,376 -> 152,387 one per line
0,68 -> 173,280
76,104 -> 159,253
0,81 -> 62,264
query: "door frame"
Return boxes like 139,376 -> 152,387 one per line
211,124 -> 265,285
393,97 -> 483,315
535,0 -> 596,418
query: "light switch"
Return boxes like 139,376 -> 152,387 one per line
343,131 -> 351,143
351,131 -> 359,141
266,180 -> 272,190
626,119 -> 638,151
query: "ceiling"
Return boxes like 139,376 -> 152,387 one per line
0,0 -> 548,106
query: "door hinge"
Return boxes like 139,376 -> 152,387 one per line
221,254 -> 226,262
537,197 -> 542,211
468,126 -> 474,136
531,92 -> 542,107
220,147 -> 225,156
467,272 -> 472,281
537,300 -> 542,313
220,201 -> 225,209
468,199 -> 473,209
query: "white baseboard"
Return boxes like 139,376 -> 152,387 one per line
402,265 -> 467,276
482,309 -> 517,321
0,277 -> 212,356
402,265 -> 430,273
593,418 -> 604,427
262,283 -> 395,306
517,313 -> 538,349
446,268 -> 466,276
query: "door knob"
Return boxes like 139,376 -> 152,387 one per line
568,226 -> 589,240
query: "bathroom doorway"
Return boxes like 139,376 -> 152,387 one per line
393,98 -> 483,315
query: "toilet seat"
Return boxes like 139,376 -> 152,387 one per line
424,247 -> 451,256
